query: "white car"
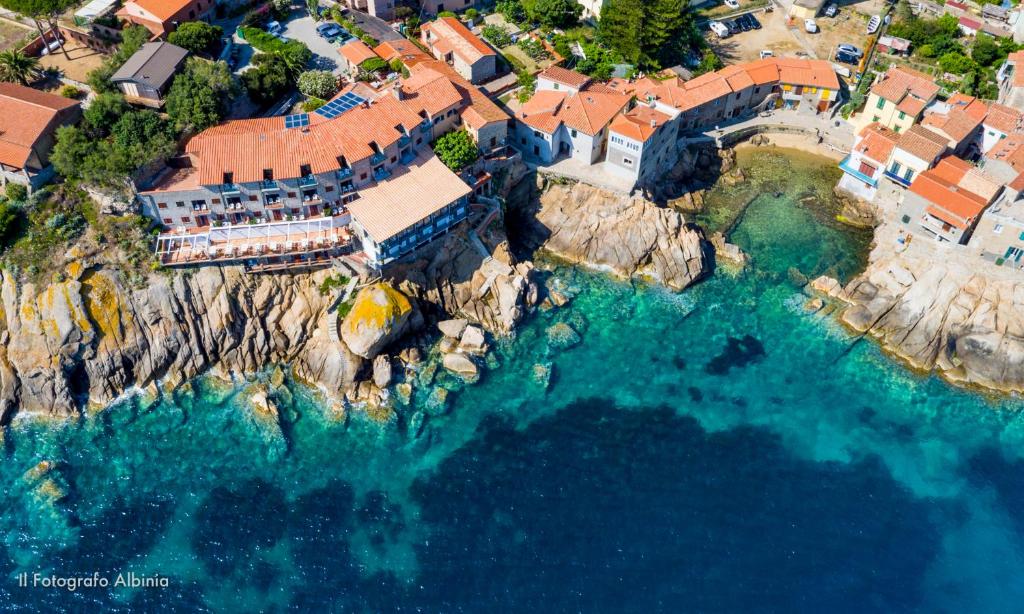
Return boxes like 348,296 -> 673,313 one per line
759,49 -> 774,59
710,21 -> 730,37
725,0 -> 740,8
804,18 -> 819,33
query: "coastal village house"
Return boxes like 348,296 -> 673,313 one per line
421,16 -> 497,84
857,66 -> 940,134
338,40 -> 380,76
0,83 -> 82,192
997,51 -> 1024,111
111,41 -> 189,108
141,91 -> 474,271
897,156 -> 1003,244
883,124 -> 949,187
839,123 -> 899,200
116,0 -> 214,37
514,67 -> 630,166
606,100 -> 681,186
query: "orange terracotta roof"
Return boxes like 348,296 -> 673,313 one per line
910,157 -> 998,229
408,59 -> 508,126
983,102 -> 1023,134
855,123 -> 899,163
339,40 -> 379,66
921,106 -> 982,144
870,66 -> 939,113
401,68 -> 464,115
122,0 -> 194,22
517,81 -> 630,136
929,156 -> 971,184
374,39 -> 429,63
895,125 -> 948,161
947,93 -> 989,121
0,83 -> 78,168
1008,50 -> 1024,87
540,66 -> 591,89
986,134 -> 1024,170
423,17 -> 495,65
184,95 -> 423,185
610,104 -> 674,142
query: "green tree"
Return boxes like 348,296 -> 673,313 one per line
597,0 -> 645,65
695,49 -> 723,75
0,49 -> 39,85
167,21 -> 223,55
939,51 -> 975,74
166,58 -> 238,132
83,92 -> 130,137
532,0 -> 581,28
111,110 -> 172,149
0,200 -> 21,244
972,34 -> 1001,67
433,129 -> 478,172
297,69 -> 338,99
496,0 -> 527,23
241,53 -> 290,105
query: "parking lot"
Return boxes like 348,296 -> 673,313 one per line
707,0 -> 881,64
280,10 -> 343,73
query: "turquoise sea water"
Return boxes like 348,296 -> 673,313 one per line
3,150 -> 1024,612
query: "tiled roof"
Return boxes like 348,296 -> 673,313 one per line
609,104 -> 674,142
1008,50 -> 1024,87
958,16 -> 982,29
400,68 -> 464,115
346,152 -> 471,243
855,123 -> 899,164
910,159 -> 992,229
183,95 -> 423,184
517,83 -> 630,136
423,16 -> 495,65
947,93 -> 989,121
0,83 -> 79,168
339,40 -> 379,66
540,66 -> 591,89
986,134 -> 1024,171
870,66 -> 939,113
374,39 -> 429,63
408,59 -> 509,126
895,124 -> 948,161
921,105 -> 982,144
122,0 -> 194,22
983,102 -> 1023,134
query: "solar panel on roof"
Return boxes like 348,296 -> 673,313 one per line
284,113 -> 310,129
314,93 -> 367,119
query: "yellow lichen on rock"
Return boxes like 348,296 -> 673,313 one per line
345,283 -> 411,334
80,272 -> 127,341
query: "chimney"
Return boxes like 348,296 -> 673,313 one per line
650,119 -> 657,128
393,82 -> 404,101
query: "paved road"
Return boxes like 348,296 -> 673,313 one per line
348,10 -> 403,42
691,108 -> 855,153
281,11 -> 342,73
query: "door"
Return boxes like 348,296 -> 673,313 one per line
273,210 -> 283,221
196,215 -> 209,227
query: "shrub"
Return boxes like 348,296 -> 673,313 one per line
168,21 -> 223,55
297,69 -> 338,99
4,183 -> 27,203
302,96 -> 325,111
59,84 -> 83,99
433,129 -> 479,172
482,24 -> 512,48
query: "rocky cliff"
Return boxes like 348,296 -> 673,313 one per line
814,251 -> 1024,393
512,176 -> 712,291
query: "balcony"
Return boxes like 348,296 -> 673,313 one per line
222,183 -> 241,194
883,169 -> 912,187
341,182 -> 356,193
398,135 -> 412,148
838,156 -> 879,188
260,180 -> 280,191
374,167 -> 392,181
371,152 -> 387,165
419,120 -> 431,133
337,167 -> 353,180
401,149 -> 416,164
298,175 -> 317,188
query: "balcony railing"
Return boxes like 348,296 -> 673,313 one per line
260,179 -> 280,191
298,175 -> 317,187
401,149 -> 416,164
838,156 -> 879,188
398,135 -> 412,148
337,167 -> 353,180
374,167 -> 392,181
222,183 -> 241,194
883,170 -> 912,187
371,152 -> 387,165
419,120 -> 431,133
341,183 -> 356,193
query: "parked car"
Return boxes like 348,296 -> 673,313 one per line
725,0 -> 740,8
804,18 -> 819,33
710,21 -> 730,37
736,16 -> 752,31
726,20 -> 741,35
748,13 -> 761,28
266,20 -> 282,35
837,43 -> 863,58
835,50 -> 859,64
317,22 -> 343,39
824,3 -> 838,17
760,49 -> 774,59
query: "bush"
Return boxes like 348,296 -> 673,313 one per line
238,26 -> 312,74
166,58 -> 239,132
302,96 -> 325,111
241,53 -> 291,104
168,21 -> 223,55
433,129 -> 479,172
59,84 -> 83,99
297,69 -> 338,99
482,24 -> 512,47
4,183 -> 27,203
517,37 -> 550,61
359,56 -> 389,75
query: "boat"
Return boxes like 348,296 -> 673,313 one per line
867,15 -> 881,34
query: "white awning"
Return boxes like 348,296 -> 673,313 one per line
74,0 -> 118,21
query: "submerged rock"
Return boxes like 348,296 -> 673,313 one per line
443,353 -> 480,380
546,322 -> 582,351
532,363 -> 553,390
425,387 -> 450,416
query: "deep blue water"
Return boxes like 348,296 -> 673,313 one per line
2,150 -> 1024,612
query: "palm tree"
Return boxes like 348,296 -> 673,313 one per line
0,50 -> 40,86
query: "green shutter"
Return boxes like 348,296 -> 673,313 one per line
876,96 -> 886,109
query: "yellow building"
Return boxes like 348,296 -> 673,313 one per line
857,66 -> 940,134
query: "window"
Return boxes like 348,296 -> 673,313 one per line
872,116 -> 880,123
325,186 -> 334,193
162,218 -> 172,224
175,201 -> 185,208
287,192 -> 296,198
360,173 -> 368,180
898,111 -> 906,120
263,169 -> 273,180
249,195 -> 258,201
875,96 -> 886,110
553,83 -> 559,89
623,158 -> 633,165
211,198 -> 220,204
903,168 -> 914,181
300,164 -> 311,176
893,126 -> 901,133
1019,231 -> 1024,241
157,202 -> 167,209
889,161 -> 902,175
571,129 -> 577,137
181,216 -> 191,223
994,224 -> 1004,234
391,156 -> 397,163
